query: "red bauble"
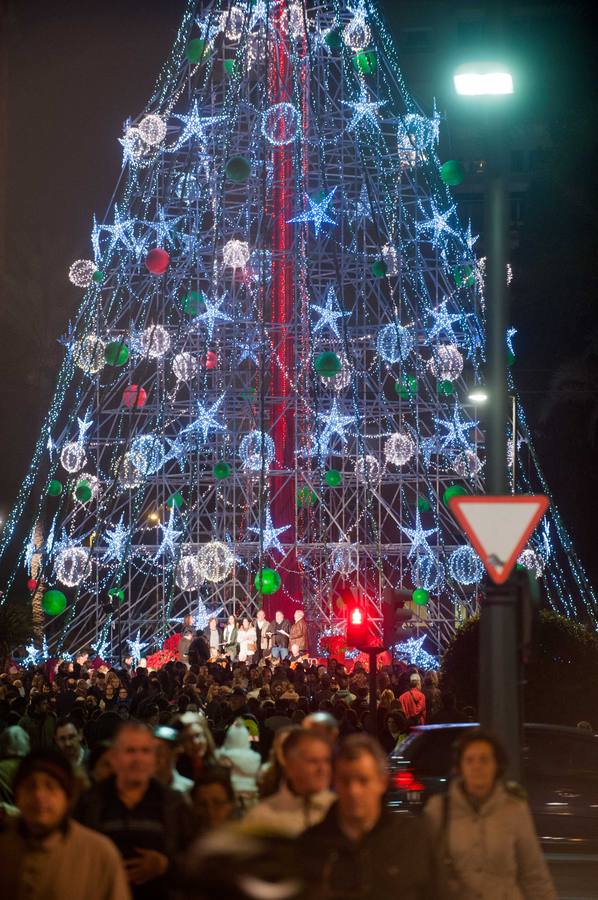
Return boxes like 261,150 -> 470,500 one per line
122,384 -> 147,408
145,248 -> 170,275
201,350 -> 218,370
27,578 -> 38,591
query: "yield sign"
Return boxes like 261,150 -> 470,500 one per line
448,495 -> 549,584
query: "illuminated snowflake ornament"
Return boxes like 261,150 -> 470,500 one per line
343,1 -> 371,49
223,239 -> 250,269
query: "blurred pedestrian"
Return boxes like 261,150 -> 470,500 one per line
0,725 -> 30,804
191,768 -> 237,831
398,673 -> 426,725
154,725 -> 193,794
424,728 -> 556,899
215,721 -> 260,809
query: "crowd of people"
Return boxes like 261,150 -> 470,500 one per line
0,610 -> 558,899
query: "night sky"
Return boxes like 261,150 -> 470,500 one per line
2,1 -> 598,585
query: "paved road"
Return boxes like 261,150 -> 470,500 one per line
547,855 -> 598,899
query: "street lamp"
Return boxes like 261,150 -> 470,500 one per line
455,60 -> 521,779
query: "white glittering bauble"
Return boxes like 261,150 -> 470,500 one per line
61,442 -> 87,473
412,555 -> 446,591
428,344 -> 463,382
72,335 -> 106,374
286,2 -> 307,39
382,243 -> 399,276
517,548 -> 544,578
172,352 -> 197,382
448,546 -> 484,585
138,114 -> 167,146
175,555 -> 201,591
220,5 -> 244,40
262,102 -> 300,146
343,16 -> 371,50
240,430 -> 275,471
355,455 -> 380,483
331,543 -> 359,575
376,323 -> 414,364
384,431 -> 416,466
197,541 -> 234,583
140,324 -> 171,358
453,450 -> 482,479
69,259 -> 97,288
122,126 -> 149,160
55,546 -> 89,587
129,435 -> 165,475
223,239 -> 250,269
115,452 -> 144,489
320,353 -> 351,391
72,473 -> 99,504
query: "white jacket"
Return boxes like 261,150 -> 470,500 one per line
241,782 -> 335,837
216,723 -> 261,795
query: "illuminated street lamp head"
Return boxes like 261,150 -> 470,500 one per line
454,63 -> 514,96
468,389 -> 489,404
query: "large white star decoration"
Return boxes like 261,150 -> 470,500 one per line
76,411 -> 94,444
352,183 -> 372,223
91,633 -> 111,661
417,202 -> 460,247
100,205 -> 136,257
24,636 -> 49,667
308,399 -> 356,457
310,287 -> 350,339
248,505 -> 291,555
433,401 -> 478,452
288,188 -> 337,238
102,516 -> 129,564
399,510 -> 437,560
154,508 -> 183,560
394,635 -> 439,670
427,301 -> 462,343
195,294 -> 233,340
171,601 -> 224,632
146,206 -> 184,248
171,103 -> 225,151
182,393 -> 227,445
343,84 -> 385,132
126,630 -> 148,666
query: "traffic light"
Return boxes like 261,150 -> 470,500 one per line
382,586 -> 415,647
346,604 -> 370,649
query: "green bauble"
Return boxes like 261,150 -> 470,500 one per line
182,290 -> 204,316
42,589 -> 67,616
48,479 -> 63,497
324,28 -> 343,49
166,492 -> 184,510
325,469 -> 342,488
105,341 -> 129,367
417,496 -> 431,513
226,156 -> 251,182
108,586 -> 125,604
453,265 -> 474,288
92,270 -> 104,284
437,380 -> 454,397
297,486 -> 318,508
352,50 -> 377,75
254,567 -> 281,595
213,461 -> 231,480
314,351 -> 341,378
75,480 -> 92,504
443,484 -> 467,506
185,38 -> 207,64
440,160 -> 465,187
395,375 -> 417,399
371,259 -> 388,278
223,59 -> 235,76
412,588 -> 429,606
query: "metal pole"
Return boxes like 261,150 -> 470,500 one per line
368,649 -> 378,737
480,108 -> 522,781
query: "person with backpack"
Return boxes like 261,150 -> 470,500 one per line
398,673 -> 426,725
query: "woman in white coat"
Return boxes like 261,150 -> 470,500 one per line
237,617 -> 257,664
424,728 -> 556,900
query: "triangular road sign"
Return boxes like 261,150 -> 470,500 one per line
448,495 -> 549,584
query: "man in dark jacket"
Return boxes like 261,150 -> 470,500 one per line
289,609 -> 308,657
178,615 -> 195,666
300,734 -> 433,899
267,610 -> 291,661
76,721 -> 195,900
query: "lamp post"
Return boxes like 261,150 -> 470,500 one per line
456,62 -> 522,780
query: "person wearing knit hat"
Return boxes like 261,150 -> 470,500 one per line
0,749 -> 131,899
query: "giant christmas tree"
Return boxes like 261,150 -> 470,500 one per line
2,0 -> 596,664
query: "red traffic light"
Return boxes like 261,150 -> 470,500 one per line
350,607 -> 364,626
347,604 -> 369,649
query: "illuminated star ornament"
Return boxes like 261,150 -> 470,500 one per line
154,508 -> 183,560
434,401 -> 478,452
308,399 -> 356,457
393,636 -> 439,670
196,293 -> 233,340
102,516 -> 129,563
416,201 -> 460,247
146,206 -> 184,248
171,102 -> 226,151
310,287 -> 350,339
171,601 -> 224,631
76,411 -> 94,444
343,84 -> 385,132
248,505 -> 291,554
182,393 -> 227,444
352,183 -> 372,223
99,205 -> 136,257
24,636 -> 49,667
288,188 -> 337,238
427,301 -> 462,344
126,630 -> 148,666
91,632 -> 111,661
399,510 -> 437,560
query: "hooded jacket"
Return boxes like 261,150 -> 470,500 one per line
215,724 -> 261,795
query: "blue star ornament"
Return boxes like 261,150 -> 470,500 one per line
248,505 -> 291,555
434,401 -> 478,452
400,510 -> 437,559
308,399 -> 355,457
172,102 -> 226,151
196,294 -> 233,340
102,516 -> 129,564
394,635 -> 438,670
288,188 -> 337,238
416,202 -> 460,247
310,287 -> 350,339
182,393 -> 227,445
343,85 -> 385,132
126,630 -> 148,666
100,205 -> 136,256
154,508 -> 183,560
427,301 -> 462,344
146,206 -> 184,249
